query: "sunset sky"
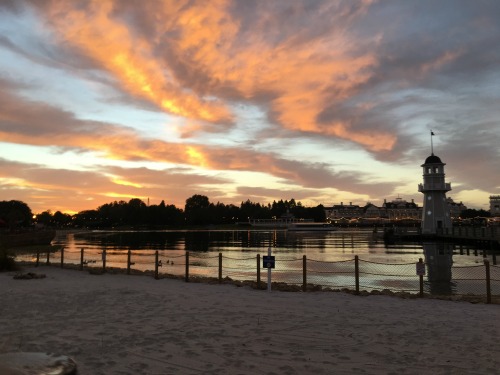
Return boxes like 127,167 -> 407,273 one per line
1,0 -> 499,214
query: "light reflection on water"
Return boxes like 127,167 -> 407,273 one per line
17,229 -> 497,296
50,229 -> 494,266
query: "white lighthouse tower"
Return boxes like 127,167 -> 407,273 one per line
418,151 -> 452,234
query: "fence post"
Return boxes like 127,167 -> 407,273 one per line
102,249 -> 106,272
419,258 -> 424,297
80,248 -> 84,270
185,251 -> 190,282
485,260 -> 491,304
302,255 -> 307,292
354,255 -> 359,295
60,247 -> 64,268
155,251 -> 159,280
127,250 -> 131,274
218,253 -> 222,283
36,251 -> 40,267
257,254 -> 261,289
46,251 -> 50,265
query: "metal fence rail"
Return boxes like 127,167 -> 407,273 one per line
15,248 -> 499,304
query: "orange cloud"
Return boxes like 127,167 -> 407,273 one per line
35,1 -> 397,152
420,50 -> 463,76
153,1 -> 395,151
185,146 -> 208,167
45,0 -> 232,124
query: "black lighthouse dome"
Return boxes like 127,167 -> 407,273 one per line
424,154 -> 442,164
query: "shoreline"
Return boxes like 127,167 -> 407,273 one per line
14,262 -> 500,305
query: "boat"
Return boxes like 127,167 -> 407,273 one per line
287,222 -> 337,231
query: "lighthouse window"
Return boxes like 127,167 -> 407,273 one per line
434,167 -> 439,173
428,168 -> 432,173
427,210 -> 432,215
427,196 -> 432,200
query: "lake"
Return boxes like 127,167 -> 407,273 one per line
15,228 -> 493,296
50,228 -> 494,266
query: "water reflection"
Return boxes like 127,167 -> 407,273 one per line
49,229 -> 497,266
13,229 -> 497,296
423,242 -> 454,295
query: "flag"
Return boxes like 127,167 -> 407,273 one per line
431,131 -> 435,136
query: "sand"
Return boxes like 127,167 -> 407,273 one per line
0,266 -> 499,375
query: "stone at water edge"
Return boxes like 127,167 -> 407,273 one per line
0,352 -> 77,375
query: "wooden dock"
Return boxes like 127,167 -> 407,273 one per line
388,226 -> 500,248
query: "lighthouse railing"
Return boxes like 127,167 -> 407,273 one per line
418,182 -> 451,191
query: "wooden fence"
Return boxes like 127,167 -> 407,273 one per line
23,248 -> 499,304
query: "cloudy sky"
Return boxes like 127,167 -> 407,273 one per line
0,0 -> 499,214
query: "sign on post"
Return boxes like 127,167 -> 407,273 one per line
265,247 -> 274,292
263,255 -> 275,269
416,262 -> 426,276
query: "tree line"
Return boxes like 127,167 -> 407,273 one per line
0,196 -> 326,229
0,198 -> 491,230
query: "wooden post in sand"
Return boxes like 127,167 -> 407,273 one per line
185,251 -> 190,282
218,253 -> 222,283
257,254 -> 261,288
418,258 -> 424,297
154,251 -> 159,280
46,251 -> 50,265
80,248 -> 84,270
60,247 -> 64,268
36,251 -> 40,267
302,255 -> 307,292
127,250 -> 131,274
485,260 -> 491,304
102,249 -> 106,272
354,255 -> 359,295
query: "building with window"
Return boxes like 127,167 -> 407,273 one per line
382,197 -> 421,220
490,195 -> 500,217
362,203 -> 381,218
324,202 -> 363,220
446,198 -> 466,218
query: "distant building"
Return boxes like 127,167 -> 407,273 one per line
446,197 -> 467,218
382,197 -> 421,220
324,199 -> 422,222
362,203 -> 381,218
490,195 -> 500,217
324,202 -> 363,220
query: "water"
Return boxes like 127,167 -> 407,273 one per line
18,229 -> 499,296
49,229 -> 494,266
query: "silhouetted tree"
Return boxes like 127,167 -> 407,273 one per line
35,210 -> 53,226
240,200 -> 271,220
73,210 -> 101,228
53,211 -> 72,227
0,200 -> 33,229
184,195 -> 211,225
460,209 -> 490,219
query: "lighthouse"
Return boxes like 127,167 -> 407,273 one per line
418,153 -> 452,234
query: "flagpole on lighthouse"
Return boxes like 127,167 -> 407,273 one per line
430,130 -> 435,155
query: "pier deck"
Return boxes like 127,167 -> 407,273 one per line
390,226 -> 500,247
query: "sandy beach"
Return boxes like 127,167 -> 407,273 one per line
1,266 -> 499,375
